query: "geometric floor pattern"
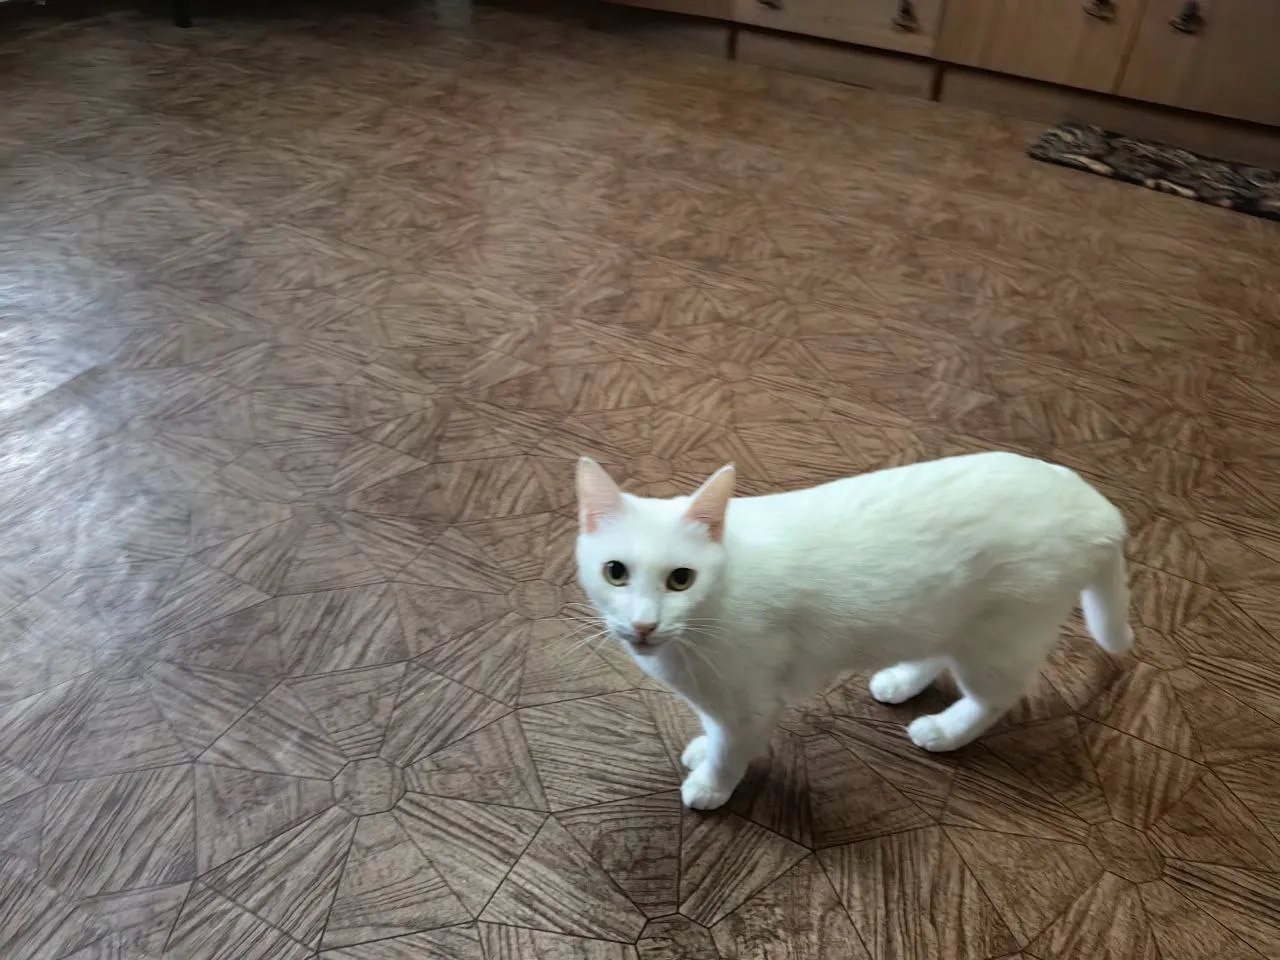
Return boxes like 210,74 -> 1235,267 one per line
2,4 -> 1279,959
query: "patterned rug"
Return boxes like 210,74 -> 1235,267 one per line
1029,120 -> 1280,221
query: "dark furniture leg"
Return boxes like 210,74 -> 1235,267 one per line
174,0 -> 191,27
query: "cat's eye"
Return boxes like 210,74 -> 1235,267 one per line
603,561 -> 629,586
666,567 -> 696,591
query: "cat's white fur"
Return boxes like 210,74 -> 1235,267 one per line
575,452 -> 1131,811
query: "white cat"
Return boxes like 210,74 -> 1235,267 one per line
574,452 -> 1131,811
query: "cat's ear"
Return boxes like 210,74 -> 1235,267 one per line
577,457 -> 623,533
684,464 -> 735,542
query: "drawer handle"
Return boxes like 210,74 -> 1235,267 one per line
893,0 -> 920,31
1082,0 -> 1117,20
755,0 -> 783,8
1171,0 -> 1203,32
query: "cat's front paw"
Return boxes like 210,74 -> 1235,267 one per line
681,766 -> 734,811
680,735 -> 708,770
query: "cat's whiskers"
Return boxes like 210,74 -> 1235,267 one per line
542,615 -> 611,663
556,620 -> 605,641
555,629 -> 613,663
670,633 -> 729,689
671,640 -> 709,703
557,617 -> 606,639
679,625 -> 734,648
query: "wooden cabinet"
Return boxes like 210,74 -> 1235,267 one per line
937,0 -> 1280,124
1119,0 -> 1280,126
600,0 -> 1280,129
607,0 -> 735,17
935,0 -> 1143,93
732,0 -> 945,56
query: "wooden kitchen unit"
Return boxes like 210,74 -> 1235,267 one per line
1119,0 -> 1280,125
732,0 -> 945,56
600,0 -> 1280,157
935,0 -> 1145,93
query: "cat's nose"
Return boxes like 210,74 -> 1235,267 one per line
632,622 -> 657,640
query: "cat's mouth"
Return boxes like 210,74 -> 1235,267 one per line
616,629 -> 664,654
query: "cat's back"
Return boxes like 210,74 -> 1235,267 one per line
719,453 -> 1124,661
729,451 -> 1123,563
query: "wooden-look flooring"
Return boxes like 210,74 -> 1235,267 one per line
2,4 -> 1279,958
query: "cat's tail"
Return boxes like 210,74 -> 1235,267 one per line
1081,544 -> 1133,655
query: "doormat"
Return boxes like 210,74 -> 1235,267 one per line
1028,120 -> 1280,222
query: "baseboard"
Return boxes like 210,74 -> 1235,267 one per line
940,67 -> 1280,169
0,0 -> 131,36
736,29 -> 936,100
580,1 -> 1280,166
583,1 -> 732,57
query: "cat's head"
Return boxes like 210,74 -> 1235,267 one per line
575,457 -> 734,656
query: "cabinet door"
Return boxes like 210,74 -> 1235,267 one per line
1119,0 -> 1280,126
733,0 -> 945,56
936,0 -> 1143,93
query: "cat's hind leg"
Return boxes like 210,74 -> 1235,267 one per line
869,658 -> 945,704
906,621 -> 1056,752
907,693 -> 1008,752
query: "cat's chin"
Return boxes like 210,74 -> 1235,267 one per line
625,637 -> 662,656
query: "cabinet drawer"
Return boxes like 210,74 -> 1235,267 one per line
733,0 -> 943,56
1119,0 -> 1280,126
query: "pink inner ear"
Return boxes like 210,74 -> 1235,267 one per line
577,458 -> 622,533
684,465 -> 735,542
